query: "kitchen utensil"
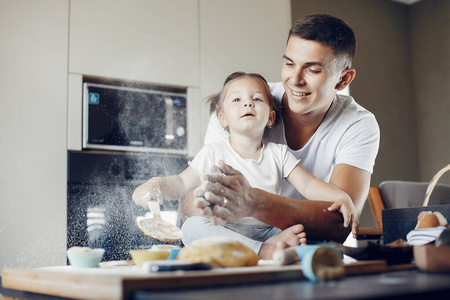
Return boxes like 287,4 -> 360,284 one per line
301,245 -> 345,282
137,201 -> 183,242
142,260 -> 212,272
273,244 -> 339,265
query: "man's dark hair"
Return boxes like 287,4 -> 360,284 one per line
289,14 -> 356,68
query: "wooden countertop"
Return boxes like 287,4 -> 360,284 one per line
2,260 -> 389,300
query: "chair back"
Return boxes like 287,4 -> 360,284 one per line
380,181 -> 450,210
361,165 -> 450,238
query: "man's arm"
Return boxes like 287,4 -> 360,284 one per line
250,189 -> 351,242
199,161 -> 368,243
328,164 -> 371,218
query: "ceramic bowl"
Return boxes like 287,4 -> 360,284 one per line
67,247 -> 105,268
130,249 -> 170,267
150,245 -> 181,261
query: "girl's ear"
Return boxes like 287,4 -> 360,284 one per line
335,68 -> 356,91
218,112 -> 229,131
267,110 -> 276,127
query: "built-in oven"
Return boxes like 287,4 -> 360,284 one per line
82,78 -> 187,154
67,77 -> 190,262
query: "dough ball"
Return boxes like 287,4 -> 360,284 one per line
177,237 -> 259,267
138,217 -> 183,242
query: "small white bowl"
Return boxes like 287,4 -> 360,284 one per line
67,247 -> 105,268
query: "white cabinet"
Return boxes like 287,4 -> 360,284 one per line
68,0 -> 291,155
0,0 -> 69,269
69,0 -> 199,87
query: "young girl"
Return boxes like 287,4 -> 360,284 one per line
133,72 -> 358,259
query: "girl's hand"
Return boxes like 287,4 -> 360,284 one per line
199,160 -> 255,222
328,199 -> 359,238
193,181 -> 228,225
132,177 -> 164,207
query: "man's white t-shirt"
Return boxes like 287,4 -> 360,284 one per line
204,82 -> 380,200
189,139 -> 300,226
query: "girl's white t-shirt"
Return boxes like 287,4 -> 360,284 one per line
189,139 -> 300,226
204,82 -> 380,200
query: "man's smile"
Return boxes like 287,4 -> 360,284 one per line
292,90 -> 311,97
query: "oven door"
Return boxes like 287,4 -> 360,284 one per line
83,82 -> 187,154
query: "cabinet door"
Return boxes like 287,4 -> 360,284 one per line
69,0 -> 199,87
0,0 -> 69,268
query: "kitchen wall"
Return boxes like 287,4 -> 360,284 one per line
0,0 -> 69,270
409,0 -> 450,185
1,0 -> 448,271
291,0 -> 450,226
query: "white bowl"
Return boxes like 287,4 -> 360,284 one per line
67,247 -> 105,268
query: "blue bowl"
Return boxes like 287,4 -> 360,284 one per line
67,247 -> 105,268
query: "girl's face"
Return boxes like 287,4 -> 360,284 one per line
218,77 -> 275,137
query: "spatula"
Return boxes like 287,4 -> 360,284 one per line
148,200 -> 161,218
137,200 -> 183,242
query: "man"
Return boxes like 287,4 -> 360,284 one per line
180,14 -> 380,246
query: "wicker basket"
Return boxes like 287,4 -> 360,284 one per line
381,164 -> 450,244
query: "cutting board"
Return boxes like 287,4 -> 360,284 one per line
2,260 -> 387,300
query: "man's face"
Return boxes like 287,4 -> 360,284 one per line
281,36 -> 344,117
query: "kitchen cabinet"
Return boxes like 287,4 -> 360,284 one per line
0,0 -> 69,270
69,0 -> 199,87
67,0 -> 291,156
1,0 -> 293,272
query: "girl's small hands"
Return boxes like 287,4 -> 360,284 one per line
351,215 -> 359,239
327,201 -> 359,238
132,177 -> 164,207
146,177 -> 165,205
200,160 -> 256,222
193,188 -> 228,226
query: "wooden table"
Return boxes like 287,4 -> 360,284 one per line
137,268 -> 450,300
1,261 -> 449,300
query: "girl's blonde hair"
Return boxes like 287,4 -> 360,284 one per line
207,72 -> 276,115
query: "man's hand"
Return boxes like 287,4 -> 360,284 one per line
195,160 -> 256,222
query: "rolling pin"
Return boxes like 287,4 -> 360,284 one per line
273,244 -> 345,282
273,245 -> 319,265
273,244 -> 341,265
